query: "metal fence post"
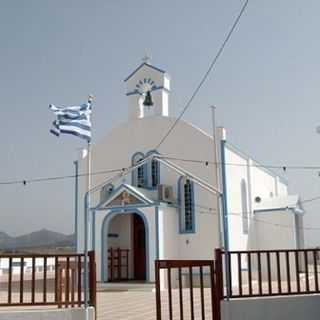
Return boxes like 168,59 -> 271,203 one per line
88,251 -> 97,319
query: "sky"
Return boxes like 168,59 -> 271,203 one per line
1,0 -> 320,246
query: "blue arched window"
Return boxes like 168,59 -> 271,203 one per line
146,150 -> 160,189
132,152 -> 147,188
151,160 -> 159,187
178,177 -> 195,233
241,179 -> 249,235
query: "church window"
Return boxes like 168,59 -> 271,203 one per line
132,152 -> 147,188
179,177 -> 195,233
151,160 -> 159,187
241,179 -> 249,235
146,150 -> 160,189
137,161 -> 145,187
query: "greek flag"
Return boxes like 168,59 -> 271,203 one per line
49,96 -> 93,142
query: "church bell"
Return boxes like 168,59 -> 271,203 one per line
143,91 -> 153,107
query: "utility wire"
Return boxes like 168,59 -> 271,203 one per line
3,156 -> 320,186
160,155 -> 320,171
300,195 -> 320,205
155,0 -> 249,150
0,168 -> 124,186
173,201 -> 320,231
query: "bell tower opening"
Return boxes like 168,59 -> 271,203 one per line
124,56 -> 170,121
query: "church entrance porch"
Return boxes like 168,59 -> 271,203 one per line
106,213 -> 147,282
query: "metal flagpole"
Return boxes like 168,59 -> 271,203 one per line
84,95 -> 93,316
74,160 -> 79,252
84,141 -> 91,306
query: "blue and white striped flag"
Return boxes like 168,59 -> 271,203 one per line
49,96 -> 93,142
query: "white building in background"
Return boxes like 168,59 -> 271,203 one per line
0,258 -> 55,275
77,60 -> 304,283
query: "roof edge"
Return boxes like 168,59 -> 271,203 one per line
124,63 -> 166,82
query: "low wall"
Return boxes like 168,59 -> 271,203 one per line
0,307 -> 95,320
221,295 -> 320,320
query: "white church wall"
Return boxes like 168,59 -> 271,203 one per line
142,206 -> 157,282
252,210 -> 296,281
277,178 -> 288,196
254,210 -> 296,250
224,146 -> 250,252
250,164 -> 281,204
224,144 -> 292,286
158,202 -> 219,262
158,206 -> 179,259
77,116 -> 221,262
224,146 -> 250,287
224,144 -> 289,253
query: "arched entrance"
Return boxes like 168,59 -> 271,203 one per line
102,210 -> 148,282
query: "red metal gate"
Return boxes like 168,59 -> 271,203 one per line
0,251 -> 96,309
155,259 -> 222,320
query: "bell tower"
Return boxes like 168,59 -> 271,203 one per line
124,57 -> 170,121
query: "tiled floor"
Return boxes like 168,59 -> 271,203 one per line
97,288 -> 214,320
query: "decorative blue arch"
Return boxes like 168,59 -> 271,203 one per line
146,150 -> 160,189
100,208 -> 150,282
131,152 -> 148,188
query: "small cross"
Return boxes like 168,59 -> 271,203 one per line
142,51 -> 151,64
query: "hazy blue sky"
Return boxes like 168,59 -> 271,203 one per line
1,1 -> 320,246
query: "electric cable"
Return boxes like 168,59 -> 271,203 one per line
154,0 -> 249,150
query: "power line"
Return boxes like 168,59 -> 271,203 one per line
0,168 -> 124,186
155,0 -> 249,150
3,155 -> 320,186
160,155 -> 320,172
300,195 -> 320,205
173,201 -> 320,231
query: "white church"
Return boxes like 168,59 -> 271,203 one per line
77,59 -> 304,283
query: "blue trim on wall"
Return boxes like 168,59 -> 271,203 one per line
131,152 -> 148,188
95,183 -> 155,209
124,63 -> 166,82
177,176 -> 196,234
155,206 -> 159,259
101,208 -> 150,282
254,207 -> 294,214
220,140 -> 230,251
97,203 -> 154,212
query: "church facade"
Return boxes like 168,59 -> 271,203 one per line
77,60 -> 304,283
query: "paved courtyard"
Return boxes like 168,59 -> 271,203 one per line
97,287 -> 214,320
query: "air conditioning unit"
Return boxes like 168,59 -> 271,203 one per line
158,185 -> 174,203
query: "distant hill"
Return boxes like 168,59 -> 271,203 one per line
0,229 -> 75,250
